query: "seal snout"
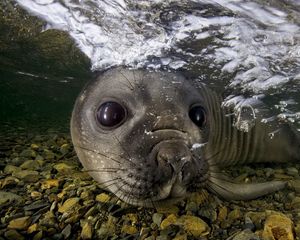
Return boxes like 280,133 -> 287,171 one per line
154,141 -> 197,198
156,142 -> 191,175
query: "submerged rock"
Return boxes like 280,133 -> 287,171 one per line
262,213 -> 294,240
0,191 -> 23,204
8,216 -> 31,230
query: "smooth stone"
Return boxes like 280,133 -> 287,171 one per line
53,163 -> 74,173
217,206 -> 228,222
290,180 -> 300,193
30,144 -> 40,150
245,212 -> 266,229
95,193 -> 111,203
227,208 -> 242,223
30,191 -> 42,199
4,165 -> 21,174
0,191 -> 22,205
1,176 -> 19,188
97,215 -> 117,237
8,216 -> 31,230
27,223 -> 39,234
178,215 -> 210,237
286,167 -> 299,177
60,143 -> 70,155
81,222 -> 93,240
262,213 -> 294,240
243,216 -> 255,231
41,179 -> 60,190
12,170 -> 39,182
185,201 -> 198,212
121,225 -> 138,235
226,229 -> 260,240
291,197 -> 300,208
61,224 -> 72,239
43,149 -> 55,160
4,229 -> 25,240
156,235 -> 168,240
58,197 -> 81,213
24,201 -> 49,211
20,149 -> 36,158
20,160 -> 41,170
173,233 -> 188,240
152,213 -> 164,227
32,231 -> 43,240
160,214 -> 177,230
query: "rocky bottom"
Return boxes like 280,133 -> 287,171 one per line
0,129 -> 299,240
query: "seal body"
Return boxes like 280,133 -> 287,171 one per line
71,68 -> 299,207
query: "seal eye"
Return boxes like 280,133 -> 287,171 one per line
96,101 -> 126,128
189,106 -> 206,128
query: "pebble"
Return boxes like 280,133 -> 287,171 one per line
178,215 -> 210,237
27,223 -> 39,234
0,191 -> 23,204
290,180 -> 300,193
160,214 -> 177,230
30,191 -> 42,199
291,197 -> 300,208
58,197 -> 81,213
81,221 -> 93,239
41,179 -> 60,190
61,224 -> 72,239
1,176 -> 20,188
0,132 -> 299,240
226,229 -> 260,240
20,149 -> 37,158
227,208 -> 242,224
12,170 -> 39,182
243,216 -> 255,231
152,213 -> 164,226
4,229 -> 25,240
218,206 -> 228,222
95,193 -> 111,203
121,224 -> 138,235
60,143 -> 70,154
4,165 -> 21,174
33,231 -> 43,240
262,213 -> 295,240
53,163 -> 74,173
8,216 -> 31,230
97,215 -> 117,237
20,160 -> 41,170
286,167 -> 299,177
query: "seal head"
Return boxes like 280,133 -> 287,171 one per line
71,68 -> 293,207
71,68 -> 214,206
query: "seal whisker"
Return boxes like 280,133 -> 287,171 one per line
119,71 -> 135,90
113,135 -> 135,165
74,144 -> 123,164
74,144 -> 139,169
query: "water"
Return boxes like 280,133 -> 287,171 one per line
0,2 -> 299,239
1,0 -> 300,132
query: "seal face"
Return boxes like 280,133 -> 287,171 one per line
71,68 -> 299,207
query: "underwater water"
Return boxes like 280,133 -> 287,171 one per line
0,0 -> 300,239
2,0 -> 299,134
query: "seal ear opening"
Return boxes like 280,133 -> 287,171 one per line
207,173 -> 287,201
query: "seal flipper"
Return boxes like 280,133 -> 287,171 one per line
207,173 -> 287,201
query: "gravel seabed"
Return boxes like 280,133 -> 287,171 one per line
0,126 -> 299,240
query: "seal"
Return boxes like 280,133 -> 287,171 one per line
71,67 -> 300,207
